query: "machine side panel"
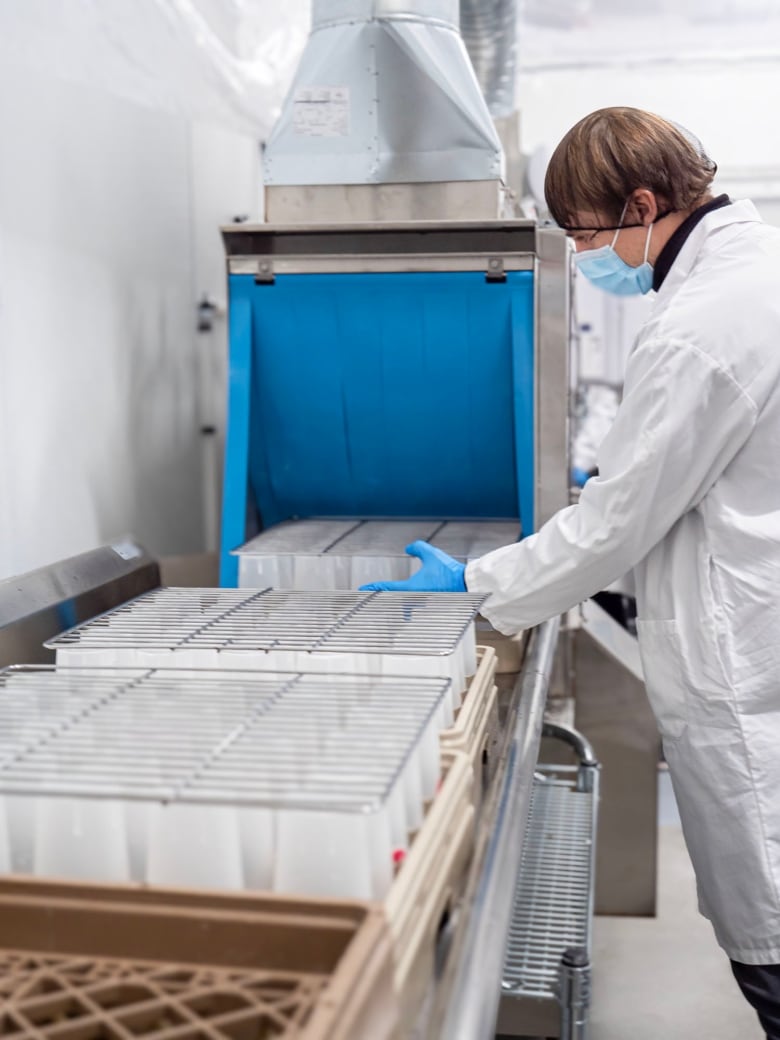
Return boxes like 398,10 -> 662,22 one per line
237,270 -> 534,530
511,288 -> 536,534
219,293 -> 254,587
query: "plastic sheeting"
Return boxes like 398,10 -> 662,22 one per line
0,0 -> 310,140
0,1 -> 267,581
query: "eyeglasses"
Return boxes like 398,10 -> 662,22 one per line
563,209 -> 673,239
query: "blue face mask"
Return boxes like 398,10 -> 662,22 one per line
574,204 -> 655,296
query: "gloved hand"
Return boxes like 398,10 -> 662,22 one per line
359,540 -> 467,593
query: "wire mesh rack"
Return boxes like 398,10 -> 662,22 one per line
236,518 -> 361,554
324,520 -> 445,554
0,666 -> 447,807
235,519 -> 520,591
45,588 -> 485,696
0,666 -> 452,898
430,521 -> 521,560
46,588 -> 482,654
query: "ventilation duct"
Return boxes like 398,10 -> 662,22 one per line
263,0 -> 505,222
460,0 -> 518,119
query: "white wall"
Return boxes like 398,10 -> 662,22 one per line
518,11 -> 780,179
0,2 -> 273,580
519,61 -> 780,172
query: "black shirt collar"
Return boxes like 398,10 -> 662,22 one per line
652,194 -> 732,292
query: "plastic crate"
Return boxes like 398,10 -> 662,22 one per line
440,645 -> 498,772
0,879 -> 398,1040
474,619 -> 530,674
386,748 -> 475,1030
0,751 -> 476,1040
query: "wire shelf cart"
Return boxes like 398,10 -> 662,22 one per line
497,723 -> 600,1040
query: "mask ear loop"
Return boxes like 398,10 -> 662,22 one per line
611,199 -> 630,249
643,220 -> 653,264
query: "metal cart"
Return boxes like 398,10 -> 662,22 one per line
498,722 -> 600,1040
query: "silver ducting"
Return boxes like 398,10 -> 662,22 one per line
460,0 -> 518,119
263,0 -> 505,222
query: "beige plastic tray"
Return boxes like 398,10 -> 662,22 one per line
441,645 -> 498,771
386,748 -> 475,1031
0,880 -> 399,1040
474,620 -> 530,674
0,743 -> 477,1039
0,751 -> 477,1039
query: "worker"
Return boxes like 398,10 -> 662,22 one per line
361,107 -> 780,1039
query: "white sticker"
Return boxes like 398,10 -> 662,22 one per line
111,540 -> 143,561
293,86 -> 350,138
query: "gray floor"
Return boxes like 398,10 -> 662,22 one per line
589,771 -> 763,1040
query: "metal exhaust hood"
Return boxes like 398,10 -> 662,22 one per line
263,0 -> 506,222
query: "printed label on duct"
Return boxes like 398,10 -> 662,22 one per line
293,87 -> 350,137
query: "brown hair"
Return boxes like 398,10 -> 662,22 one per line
544,107 -> 717,229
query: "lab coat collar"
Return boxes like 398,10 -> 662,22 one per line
653,198 -> 763,302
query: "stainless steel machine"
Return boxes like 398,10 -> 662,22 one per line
214,1 -> 659,1032
0,3 -> 660,1036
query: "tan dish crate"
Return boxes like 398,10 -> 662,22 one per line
0,749 -> 477,1039
474,619 -> 530,674
386,748 -> 475,1031
441,646 -> 499,783
0,879 -> 398,1040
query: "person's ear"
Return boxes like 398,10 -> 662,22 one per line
629,188 -> 658,226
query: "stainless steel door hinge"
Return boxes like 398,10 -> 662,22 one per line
255,260 -> 276,285
485,257 -> 506,283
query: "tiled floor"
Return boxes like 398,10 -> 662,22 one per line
588,773 -> 764,1040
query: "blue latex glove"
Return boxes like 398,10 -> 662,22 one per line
572,466 -> 591,488
359,540 -> 467,593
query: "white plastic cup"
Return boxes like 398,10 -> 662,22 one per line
462,628 -> 478,679
5,794 -> 33,873
124,801 -> 150,882
386,778 -> 409,851
419,719 -> 441,800
34,797 -> 130,883
145,803 -> 243,891
292,557 -> 329,590
0,796 -> 14,874
238,807 -> 275,889
400,750 -> 424,829
330,557 -> 352,590
273,806 -> 393,899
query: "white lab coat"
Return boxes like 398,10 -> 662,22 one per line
466,200 -> 780,964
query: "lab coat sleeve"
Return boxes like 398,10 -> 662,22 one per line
465,336 -> 757,635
